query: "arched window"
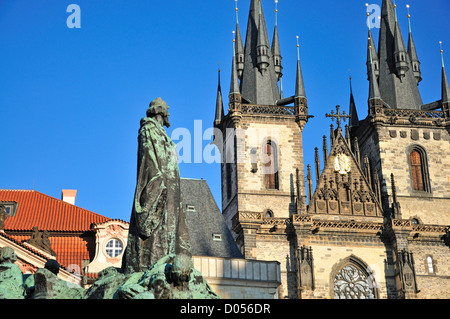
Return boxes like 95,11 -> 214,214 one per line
263,141 -> 279,190
409,147 -> 430,192
333,259 -> 377,299
427,256 -> 434,274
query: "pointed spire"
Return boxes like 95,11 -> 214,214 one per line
366,28 -> 379,80
393,3 -> 409,78
348,76 -> 359,127
230,33 -> 241,95
214,67 -> 225,126
240,0 -> 280,105
295,36 -> 306,98
441,42 -> 450,109
406,4 -> 422,84
235,0 -> 245,78
368,40 -> 382,103
256,1 -> 270,75
366,4 -> 379,80
272,0 -> 282,80
377,0 -> 423,109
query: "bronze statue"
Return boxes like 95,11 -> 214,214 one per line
122,98 -> 191,274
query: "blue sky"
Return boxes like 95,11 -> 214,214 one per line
1,0 -> 449,221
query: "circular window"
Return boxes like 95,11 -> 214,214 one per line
105,239 -> 124,258
265,210 -> 274,218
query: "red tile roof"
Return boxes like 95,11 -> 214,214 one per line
0,190 -> 119,274
0,190 -> 110,232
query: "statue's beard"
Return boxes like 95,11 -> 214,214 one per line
163,116 -> 170,128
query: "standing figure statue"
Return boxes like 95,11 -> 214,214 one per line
122,97 -> 191,274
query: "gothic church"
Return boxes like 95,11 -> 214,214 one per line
212,0 -> 450,299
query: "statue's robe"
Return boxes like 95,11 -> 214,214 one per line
122,117 -> 191,274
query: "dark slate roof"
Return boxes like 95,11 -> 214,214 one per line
240,0 -> 280,105
180,178 -> 243,259
377,0 -> 423,109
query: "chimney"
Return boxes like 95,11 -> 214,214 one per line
62,189 -> 77,205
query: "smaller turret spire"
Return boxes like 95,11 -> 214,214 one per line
406,4 -> 422,85
272,0 -> 283,80
256,1 -> 270,75
441,42 -> 450,108
214,67 -> 224,126
230,33 -> 241,95
366,4 -> 379,80
295,36 -> 306,98
393,3 -> 409,78
234,0 -> 245,78
348,76 -> 359,128
368,41 -> 382,104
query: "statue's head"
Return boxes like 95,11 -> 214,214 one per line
147,97 -> 170,128
0,247 -> 17,264
44,259 -> 60,276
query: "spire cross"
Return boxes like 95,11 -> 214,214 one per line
326,105 -> 351,130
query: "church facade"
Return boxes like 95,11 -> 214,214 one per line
213,0 -> 450,299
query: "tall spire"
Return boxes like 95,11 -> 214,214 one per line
294,35 -> 309,130
366,4 -> 379,80
295,36 -> 306,99
235,0 -> 245,78
272,0 -> 282,81
368,39 -> 382,105
230,33 -> 241,95
348,76 -> 359,127
240,0 -> 280,105
377,0 -> 423,109
256,2 -> 270,74
406,4 -> 422,84
393,3 -> 409,78
214,67 -> 224,126
441,42 -> 450,113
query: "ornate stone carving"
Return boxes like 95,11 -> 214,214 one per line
26,227 -> 56,256
334,153 -> 351,175
298,246 -> 314,291
333,265 -> 375,299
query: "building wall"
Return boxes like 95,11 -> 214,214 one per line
409,240 -> 450,299
192,256 -> 281,299
358,124 -> 450,225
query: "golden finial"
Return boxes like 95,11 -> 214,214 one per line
232,30 -> 235,43
406,4 -> 411,18
440,41 -> 445,68
275,0 -> 279,25
296,36 -> 300,61
365,3 -> 371,30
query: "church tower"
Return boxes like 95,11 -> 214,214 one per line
212,0 -> 310,295
352,0 -> 450,226
349,0 -> 450,299
212,0 -> 450,299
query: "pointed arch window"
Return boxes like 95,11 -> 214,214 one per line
333,258 -> 377,299
409,146 -> 430,192
263,141 -> 279,190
